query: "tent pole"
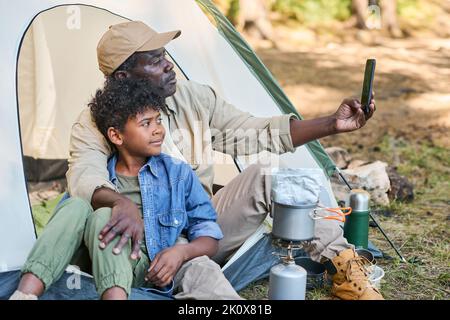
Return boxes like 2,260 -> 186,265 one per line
336,169 -> 407,263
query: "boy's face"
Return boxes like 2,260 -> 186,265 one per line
117,108 -> 165,158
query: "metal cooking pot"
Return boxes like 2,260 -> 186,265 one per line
271,202 -> 316,241
271,201 -> 352,242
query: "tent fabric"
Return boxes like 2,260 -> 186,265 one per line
1,0 -> 343,297
17,6 -> 126,160
17,6 -> 127,182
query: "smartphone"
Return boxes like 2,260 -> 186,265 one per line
361,59 -> 376,116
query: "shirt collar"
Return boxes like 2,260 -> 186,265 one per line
164,96 -> 177,115
107,154 -> 159,182
141,155 -> 159,178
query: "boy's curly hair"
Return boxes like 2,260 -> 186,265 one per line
89,78 -> 164,139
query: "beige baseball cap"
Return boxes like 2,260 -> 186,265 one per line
97,21 -> 181,76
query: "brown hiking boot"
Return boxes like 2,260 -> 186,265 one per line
330,248 -> 384,300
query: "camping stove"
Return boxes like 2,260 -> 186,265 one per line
272,238 -> 308,262
271,237 -> 316,263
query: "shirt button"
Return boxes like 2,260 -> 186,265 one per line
174,219 -> 179,225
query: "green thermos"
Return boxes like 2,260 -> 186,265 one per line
344,189 -> 370,249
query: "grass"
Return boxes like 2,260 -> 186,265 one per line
340,136 -> 449,300
372,197 -> 450,299
368,151 -> 450,300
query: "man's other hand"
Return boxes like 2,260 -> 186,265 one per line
96,194 -> 144,260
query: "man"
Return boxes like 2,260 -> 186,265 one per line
65,21 -> 381,300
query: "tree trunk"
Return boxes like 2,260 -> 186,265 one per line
352,0 -> 369,29
380,0 -> 403,37
237,0 -> 274,41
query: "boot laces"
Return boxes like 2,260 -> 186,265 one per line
345,255 -> 372,282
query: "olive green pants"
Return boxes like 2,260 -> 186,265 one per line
21,198 -> 241,299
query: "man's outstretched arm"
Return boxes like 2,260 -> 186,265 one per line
289,97 -> 376,147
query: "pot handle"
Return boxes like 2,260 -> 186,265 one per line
310,207 -> 352,223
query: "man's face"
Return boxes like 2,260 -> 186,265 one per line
128,48 -> 177,98
120,108 -> 166,158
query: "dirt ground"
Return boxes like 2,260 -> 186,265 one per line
238,19 -> 449,300
257,31 -> 449,149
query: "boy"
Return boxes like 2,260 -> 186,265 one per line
10,78 -> 241,300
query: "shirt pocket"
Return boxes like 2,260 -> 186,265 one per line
157,209 -> 185,247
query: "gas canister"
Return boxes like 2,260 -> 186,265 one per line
268,259 -> 307,300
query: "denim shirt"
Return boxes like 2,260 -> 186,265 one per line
107,153 -> 223,261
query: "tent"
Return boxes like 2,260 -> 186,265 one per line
0,0 -> 340,297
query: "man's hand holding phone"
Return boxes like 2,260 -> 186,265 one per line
331,58 -> 376,134
333,95 -> 375,133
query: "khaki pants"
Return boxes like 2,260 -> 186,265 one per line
212,164 -> 351,264
22,198 -> 241,299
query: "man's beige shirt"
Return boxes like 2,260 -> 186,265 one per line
67,80 -> 297,202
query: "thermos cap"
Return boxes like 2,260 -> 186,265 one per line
349,189 -> 370,211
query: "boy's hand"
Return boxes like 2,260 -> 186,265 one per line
145,245 -> 187,287
98,196 -> 144,260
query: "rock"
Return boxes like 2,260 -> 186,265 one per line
335,161 -> 391,205
325,147 -> 352,169
386,167 -> 414,202
347,159 -> 370,170
330,180 -> 351,204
